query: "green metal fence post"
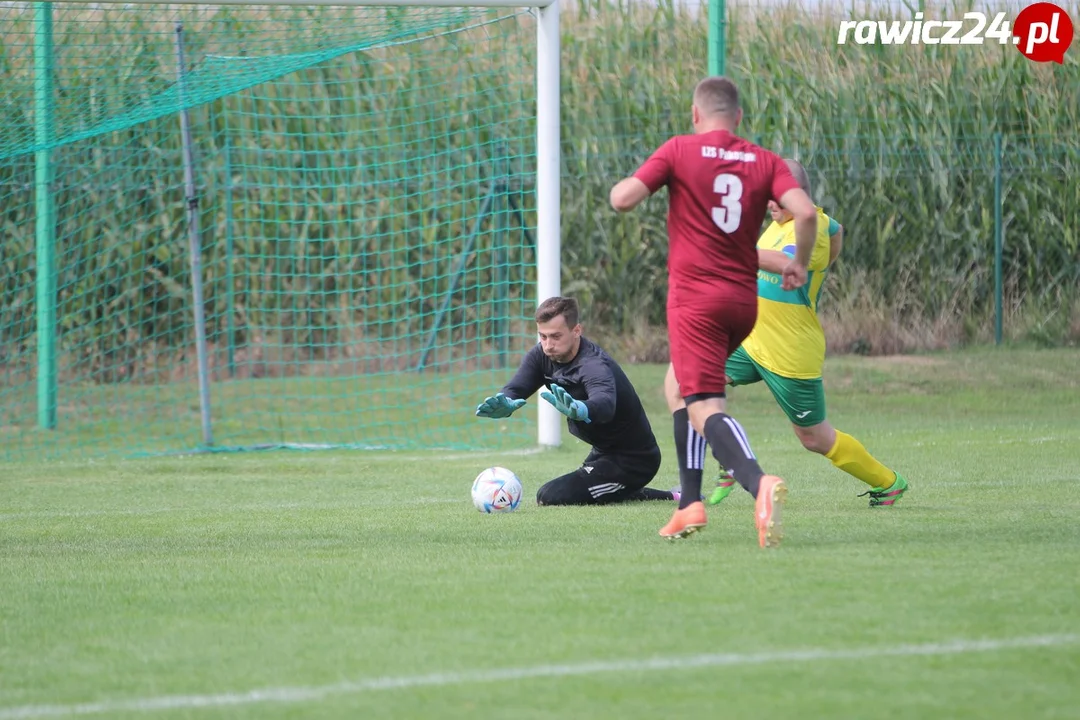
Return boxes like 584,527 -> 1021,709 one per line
994,132 -> 1003,346
708,0 -> 726,76
34,2 -> 57,430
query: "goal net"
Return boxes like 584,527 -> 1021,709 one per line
0,2 -> 549,460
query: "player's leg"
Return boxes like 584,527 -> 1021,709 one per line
761,368 -> 910,507
627,486 -> 680,502
706,347 -> 760,506
664,305 -> 709,514
535,468 -> 596,506
666,362 -> 708,502
536,450 -> 601,506
684,395 -> 787,548
657,305 -> 710,538
603,447 -> 674,503
662,301 -> 786,547
536,449 -> 673,506
669,356 -> 742,507
677,302 -> 767,500
797,420 -> 909,506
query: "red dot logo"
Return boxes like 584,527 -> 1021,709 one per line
1013,2 -> 1074,63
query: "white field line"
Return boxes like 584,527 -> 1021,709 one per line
0,634 -> 1076,719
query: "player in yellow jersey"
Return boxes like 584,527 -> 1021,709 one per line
665,159 -> 910,508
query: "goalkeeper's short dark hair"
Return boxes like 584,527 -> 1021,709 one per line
536,296 -> 580,328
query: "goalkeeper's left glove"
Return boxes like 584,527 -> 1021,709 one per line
540,383 -> 591,423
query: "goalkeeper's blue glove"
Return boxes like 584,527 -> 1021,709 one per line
475,392 -> 526,419
540,383 -> 591,423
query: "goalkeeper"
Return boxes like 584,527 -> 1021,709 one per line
476,296 -> 674,506
668,159 -> 910,508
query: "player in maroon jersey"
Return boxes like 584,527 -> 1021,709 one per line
608,76 -> 819,548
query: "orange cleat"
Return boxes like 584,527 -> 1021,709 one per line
756,475 -> 788,548
659,501 -> 707,539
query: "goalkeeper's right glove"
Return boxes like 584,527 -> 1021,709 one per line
475,392 -> 526,419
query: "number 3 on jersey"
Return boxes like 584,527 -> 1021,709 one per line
712,173 -> 743,233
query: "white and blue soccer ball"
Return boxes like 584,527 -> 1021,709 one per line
471,466 -> 523,513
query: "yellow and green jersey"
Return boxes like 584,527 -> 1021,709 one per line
741,207 -> 837,380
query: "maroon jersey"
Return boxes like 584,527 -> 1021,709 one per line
633,129 -> 799,305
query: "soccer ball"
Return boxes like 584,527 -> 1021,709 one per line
471,466 -> 523,513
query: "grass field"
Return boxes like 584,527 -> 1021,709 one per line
2,347 -> 1079,719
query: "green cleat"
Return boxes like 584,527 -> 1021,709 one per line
859,473 -> 909,508
706,468 -> 737,506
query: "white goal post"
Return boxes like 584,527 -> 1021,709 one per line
48,0 -> 566,449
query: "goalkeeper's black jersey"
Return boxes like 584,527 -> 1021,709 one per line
500,337 -> 659,454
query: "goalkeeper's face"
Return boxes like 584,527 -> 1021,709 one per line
537,316 -> 583,364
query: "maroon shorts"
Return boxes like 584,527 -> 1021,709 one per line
668,298 -> 757,398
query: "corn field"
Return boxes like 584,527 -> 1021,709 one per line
559,0 -> 1080,348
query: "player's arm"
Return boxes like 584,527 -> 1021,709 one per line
777,187 -> 817,268
609,177 -> 651,212
500,345 -> 546,400
609,139 -> 675,213
541,361 -> 616,425
578,361 -> 617,424
475,346 -> 544,418
758,249 -> 790,274
776,187 -> 817,290
827,218 -> 843,267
